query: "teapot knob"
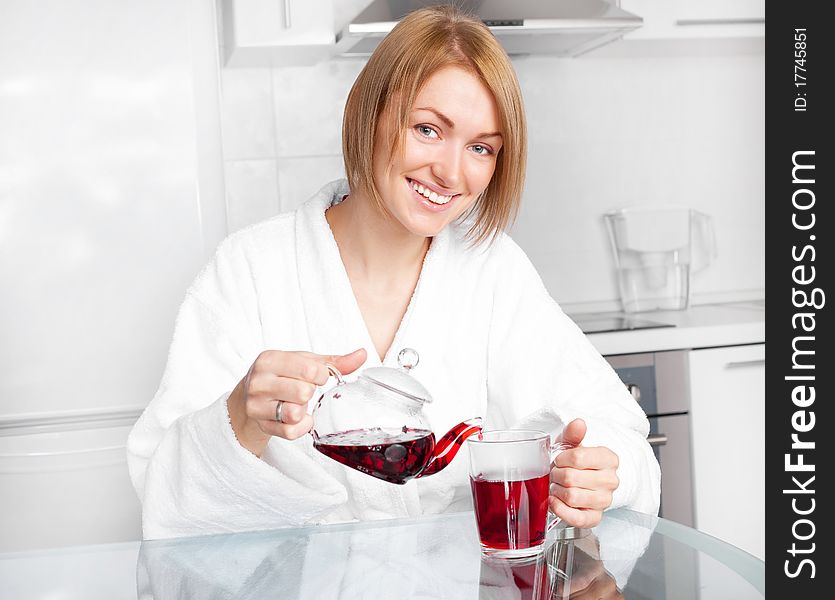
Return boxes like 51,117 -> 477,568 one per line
397,348 -> 419,372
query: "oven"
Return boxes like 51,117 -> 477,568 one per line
605,350 -> 695,527
602,350 -> 699,599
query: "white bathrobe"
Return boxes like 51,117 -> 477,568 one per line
127,179 -> 661,540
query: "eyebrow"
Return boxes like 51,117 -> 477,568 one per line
413,106 -> 503,139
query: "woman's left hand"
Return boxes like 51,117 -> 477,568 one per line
548,418 -> 619,529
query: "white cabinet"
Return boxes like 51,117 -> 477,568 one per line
221,0 -> 335,67
0,420 -> 141,551
688,343 -> 764,560
622,0 -> 764,40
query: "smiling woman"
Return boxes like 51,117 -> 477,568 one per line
126,4 -> 661,542
341,5 -> 526,245
365,66 -> 502,238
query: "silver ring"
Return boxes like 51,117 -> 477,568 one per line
275,401 -> 284,423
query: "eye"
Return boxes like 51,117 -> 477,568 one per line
470,144 -> 493,156
415,124 -> 438,139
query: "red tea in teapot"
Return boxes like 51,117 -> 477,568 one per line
311,349 -> 482,483
314,427 -> 435,484
313,420 -> 482,484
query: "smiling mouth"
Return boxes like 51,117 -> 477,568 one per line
407,178 -> 457,205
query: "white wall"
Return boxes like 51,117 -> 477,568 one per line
0,0 -> 225,418
217,40 -> 764,314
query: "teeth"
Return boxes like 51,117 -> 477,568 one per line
410,179 -> 452,205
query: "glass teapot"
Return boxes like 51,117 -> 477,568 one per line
311,348 -> 482,484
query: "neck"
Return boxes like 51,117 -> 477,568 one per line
325,193 -> 431,286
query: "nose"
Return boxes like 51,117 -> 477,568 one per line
429,144 -> 462,191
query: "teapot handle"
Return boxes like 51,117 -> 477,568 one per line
324,363 -> 345,385
309,364 -> 346,441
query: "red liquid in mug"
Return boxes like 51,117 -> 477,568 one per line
314,427 -> 435,485
470,475 -> 550,550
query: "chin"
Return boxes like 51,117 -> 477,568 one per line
399,220 -> 446,239
399,210 -> 457,239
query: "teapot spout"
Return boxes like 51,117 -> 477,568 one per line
417,417 -> 483,478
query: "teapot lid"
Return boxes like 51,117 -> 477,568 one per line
359,348 -> 432,404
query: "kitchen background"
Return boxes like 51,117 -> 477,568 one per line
0,0 -> 764,555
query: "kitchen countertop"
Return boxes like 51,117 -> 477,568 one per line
569,300 -> 765,356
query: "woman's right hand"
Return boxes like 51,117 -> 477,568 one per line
228,348 -> 367,457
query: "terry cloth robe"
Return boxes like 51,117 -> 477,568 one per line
127,179 -> 661,540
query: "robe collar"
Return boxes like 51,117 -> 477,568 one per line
294,179 -> 451,371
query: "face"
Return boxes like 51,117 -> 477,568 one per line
372,66 -> 503,238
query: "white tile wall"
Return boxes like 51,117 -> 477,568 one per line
271,59 -> 365,157
220,68 -> 276,160
225,159 -> 279,233
510,51 -> 764,309
217,41 -> 764,310
277,156 -> 346,212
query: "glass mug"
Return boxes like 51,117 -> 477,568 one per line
467,429 -> 568,559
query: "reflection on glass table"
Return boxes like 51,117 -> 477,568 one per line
0,508 -> 764,599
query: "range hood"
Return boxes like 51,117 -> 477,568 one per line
336,0 -> 643,58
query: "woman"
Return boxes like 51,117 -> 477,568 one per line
128,5 -> 660,540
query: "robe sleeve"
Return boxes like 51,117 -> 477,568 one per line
485,237 -> 661,516
126,233 -> 348,540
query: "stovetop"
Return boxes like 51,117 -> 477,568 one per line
570,314 -> 675,335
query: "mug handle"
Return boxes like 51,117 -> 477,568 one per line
545,441 -> 573,534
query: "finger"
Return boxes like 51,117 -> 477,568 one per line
550,464 -> 619,492
259,414 -> 314,441
556,418 -> 587,448
247,374 -> 317,406
278,401 -> 308,425
548,496 -> 603,529
255,351 -> 332,385
331,348 -> 367,375
549,482 -> 613,512
553,446 -> 619,470
293,348 -> 368,380
243,396 -> 309,425
300,348 -> 367,376
271,400 -> 310,426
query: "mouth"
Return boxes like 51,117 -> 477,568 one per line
406,178 -> 459,206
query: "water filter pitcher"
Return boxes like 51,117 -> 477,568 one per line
604,207 -> 716,313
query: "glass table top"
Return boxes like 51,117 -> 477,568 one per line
0,508 -> 764,599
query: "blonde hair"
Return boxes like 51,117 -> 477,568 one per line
342,4 -> 527,245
